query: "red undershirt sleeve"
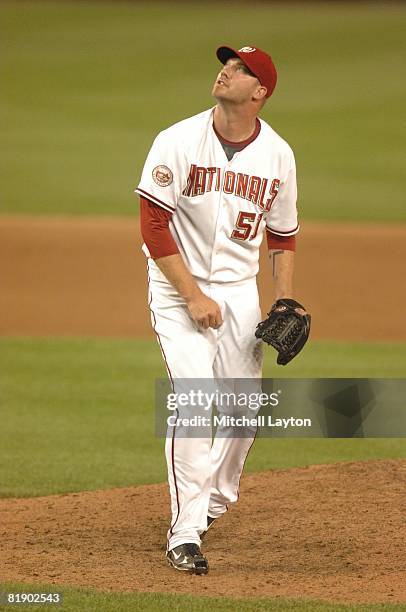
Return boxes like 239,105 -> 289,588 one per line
139,196 -> 180,259
140,196 -> 295,258
266,232 -> 296,252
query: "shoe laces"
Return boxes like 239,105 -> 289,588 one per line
184,543 -> 202,557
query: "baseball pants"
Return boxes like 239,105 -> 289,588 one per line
147,258 -> 263,551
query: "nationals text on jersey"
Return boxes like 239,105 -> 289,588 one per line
183,164 -> 280,212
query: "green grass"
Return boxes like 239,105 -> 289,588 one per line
0,338 -> 166,497
1,337 -> 405,498
262,341 -> 406,378
1,2 -> 406,220
1,583 -> 405,612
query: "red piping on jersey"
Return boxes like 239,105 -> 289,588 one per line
266,223 -> 299,236
136,187 -> 176,213
168,412 -> 181,544
146,261 -> 175,390
236,426 -> 259,502
146,265 -> 181,548
213,117 -> 261,149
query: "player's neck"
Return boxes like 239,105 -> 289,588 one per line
213,104 -> 258,143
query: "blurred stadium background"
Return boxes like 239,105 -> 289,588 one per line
1,1 -> 405,220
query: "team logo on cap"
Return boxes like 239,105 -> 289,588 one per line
152,165 -> 173,187
239,47 -> 256,53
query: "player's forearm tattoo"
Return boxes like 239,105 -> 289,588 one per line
272,250 -> 284,276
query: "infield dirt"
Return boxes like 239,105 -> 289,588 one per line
1,216 -> 406,340
1,460 -> 405,604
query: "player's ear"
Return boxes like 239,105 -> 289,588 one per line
253,85 -> 267,103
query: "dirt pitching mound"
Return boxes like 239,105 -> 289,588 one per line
1,460 -> 405,605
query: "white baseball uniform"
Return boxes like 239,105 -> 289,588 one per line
135,107 -> 298,551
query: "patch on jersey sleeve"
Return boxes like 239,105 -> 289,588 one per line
152,165 -> 173,187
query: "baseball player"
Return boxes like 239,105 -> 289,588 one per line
136,45 -> 302,574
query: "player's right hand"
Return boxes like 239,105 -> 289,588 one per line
186,292 -> 223,330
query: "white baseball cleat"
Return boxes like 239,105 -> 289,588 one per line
166,543 -> 209,575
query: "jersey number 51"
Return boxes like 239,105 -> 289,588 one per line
231,212 -> 264,241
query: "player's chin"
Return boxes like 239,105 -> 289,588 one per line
212,84 -> 229,100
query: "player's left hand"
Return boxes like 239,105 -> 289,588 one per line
255,298 -> 311,365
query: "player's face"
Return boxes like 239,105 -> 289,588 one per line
212,58 -> 262,104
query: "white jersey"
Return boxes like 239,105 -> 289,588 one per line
136,107 -> 298,284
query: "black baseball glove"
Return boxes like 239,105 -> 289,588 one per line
255,298 -> 311,365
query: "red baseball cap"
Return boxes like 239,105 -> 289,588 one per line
216,45 -> 277,98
